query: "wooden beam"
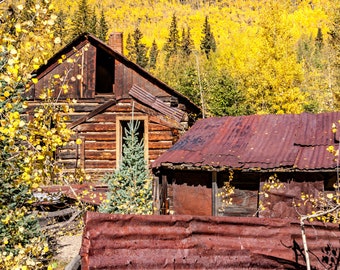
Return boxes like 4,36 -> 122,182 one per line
68,99 -> 116,129
212,171 -> 218,216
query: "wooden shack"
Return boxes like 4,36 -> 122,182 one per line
152,112 -> 340,218
27,32 -> 200,182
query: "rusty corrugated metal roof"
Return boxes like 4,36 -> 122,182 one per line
80,212 -> 340,269
152,112 -> 340,171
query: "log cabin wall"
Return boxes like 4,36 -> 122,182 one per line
27,33 -> 200,183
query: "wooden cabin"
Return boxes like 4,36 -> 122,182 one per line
152,112 -> 340,218
27,32 -> 200,182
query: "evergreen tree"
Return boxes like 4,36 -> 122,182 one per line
54,10 -> 68,45
99,120 -> 153,215
149,39 -> 159,69
126,33 -> 134,59
88,7 -> 97,36
163,13 -> 180,61
71,0 -> 92,37
98,9 -> 109,41
180,26 -> 194,56
126,27 -> 149,68
134,28 -> 149,68
329,6 -> 340,109
200,16 -> 216,58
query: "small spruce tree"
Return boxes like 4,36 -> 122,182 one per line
149,39 -> 159,69
99,120 -> 153,214
180,26 -> 194,56
163,13 -> 180,62
88,7 -> 97,36
98,9 -> 109,41
71,0 -> 92,37
200,16 -> 216,58
126,28 -> 149,68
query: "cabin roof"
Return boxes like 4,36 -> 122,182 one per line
152,112 -> 340,172
33,32 -> 200,114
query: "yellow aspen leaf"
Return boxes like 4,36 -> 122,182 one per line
326,193 -> 334,199
32,78 -> 38,84
76,138 -> 82,145
10,48 -> 17,55
54,37 -> 61,44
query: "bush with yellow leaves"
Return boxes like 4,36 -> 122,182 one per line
0,1 -> 78,269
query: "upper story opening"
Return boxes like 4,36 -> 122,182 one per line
95,48 -> 115,95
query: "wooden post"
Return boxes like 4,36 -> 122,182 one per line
160,175 -> 168,215
212,171 -> 218,216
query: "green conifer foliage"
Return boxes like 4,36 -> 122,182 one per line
126,27 -> 149,68
180,27 -> 194,56
88,7 -> 97,36
126,33 -> 134,59
200,16 -> 216,58
98,9 -> 109,41
163,13 -> 180,61
149,39 -> 159,69
99,120 -> 153,215
71,0 -> 92,37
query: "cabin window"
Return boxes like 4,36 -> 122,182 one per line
116,116 -> 148,168
95,49 -> 115,95
216,172 -> 259,217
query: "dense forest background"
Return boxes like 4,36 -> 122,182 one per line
8,0 -> 340,116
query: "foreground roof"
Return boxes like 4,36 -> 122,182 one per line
81,212 -> 339,269
152,112 -> 340,171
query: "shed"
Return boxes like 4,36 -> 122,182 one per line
27,32 -> 200,182
152,112 -> 340,217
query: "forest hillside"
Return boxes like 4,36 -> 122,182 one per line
10,0 -> 340,116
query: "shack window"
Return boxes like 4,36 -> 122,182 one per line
116,116 -> 148,168
96,49 -> 115,94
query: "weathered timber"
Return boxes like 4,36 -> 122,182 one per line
84,142 -> 115,150
75,123 -> 116,132
149,131 -> 174,141
82,132 -> 116,141
148,141 -> 173,150
84,151 -> 115,160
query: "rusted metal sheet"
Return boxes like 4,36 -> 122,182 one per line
81,212 -> 340,269
171,183 -> 211,215
259,181 -> 324,219
153,112 -> 340,171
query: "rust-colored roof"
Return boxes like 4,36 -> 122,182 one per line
152,112 -> 340,171
80,212 -> 339,269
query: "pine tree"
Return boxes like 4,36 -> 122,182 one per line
98,9 -> 109,41
126,33 -> 134,59
134,28 -> 149,68
126,27 -> 149,68
149,39 -> 159,69
200,16 -> 216,58
163,13 -> 180,61
71,0 -> 92,37
88,7 -> 97,36
180,27 -> 194,56
99,120 -> 153,214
